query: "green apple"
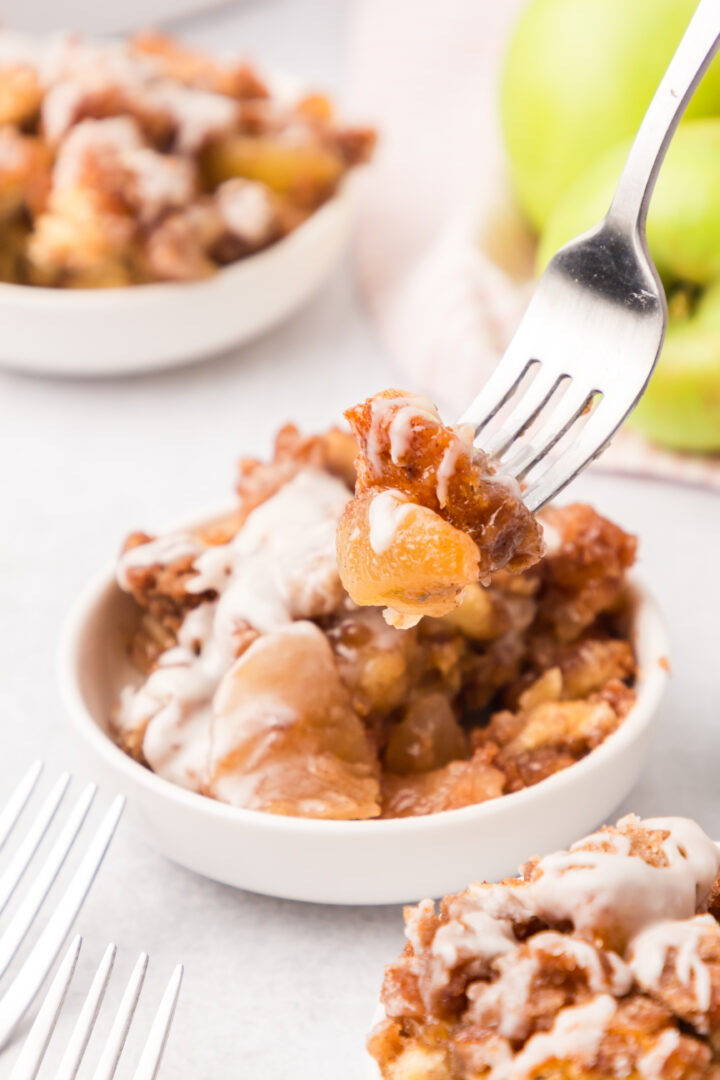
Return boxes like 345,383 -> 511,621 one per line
537,120 -> 720,286
631,283 -> 720,450
501,0 -> 720,232
537,120 -> 720,451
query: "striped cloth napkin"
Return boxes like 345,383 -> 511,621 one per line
348,0 -> 720,492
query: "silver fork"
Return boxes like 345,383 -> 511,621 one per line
0,762 -> 124,1048
459,0 -> 720,512
9,936 -> 183,1080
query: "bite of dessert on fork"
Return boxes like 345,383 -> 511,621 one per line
336,389 -> 544,629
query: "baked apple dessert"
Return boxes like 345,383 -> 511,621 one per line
112,421 -> 637,820
368,814 -> 720,1080
0,29 -> 374,286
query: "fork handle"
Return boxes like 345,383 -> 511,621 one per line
608,0 -> 720,234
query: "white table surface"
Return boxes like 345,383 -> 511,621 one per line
0,1 -> 719,1076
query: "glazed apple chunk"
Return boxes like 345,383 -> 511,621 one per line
337,390 -> 544,628
209,622 -> 380,819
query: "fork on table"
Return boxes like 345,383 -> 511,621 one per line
9,936 -> 183,1080
0,762 -> 183,1078
459,0 -> 720,511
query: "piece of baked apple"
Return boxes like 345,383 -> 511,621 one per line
337,390 -> 544,628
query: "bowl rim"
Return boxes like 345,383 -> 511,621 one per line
0,180 -> 352,310
57,502 -> 669,837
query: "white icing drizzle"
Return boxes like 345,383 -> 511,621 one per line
0,128 -> 30,171
435,438 -> 466,509
52,117 -> 196,222
362,394 -> 520,514
458,1034 -> 514,1079
451,997 -> 619,1080
187,467 -> 349,624
51,115 -> 136,188
629,915 -> 719,1015
397,817 -> 720,1077
387,398 -> 437,465
540,519 -> 562,554
637,1028 -> 680,1080
115,468 -> 350,789
510,995 -> 617,1079
116,531 -> 205,590
643,817 -> 720,906
466,958 -> 539,1041
529,816 -> 720,942
491,469 -> 522,498
116,602 -> 220,790
207,620 -> 320,808
404,898 -> 436,955
150,83 -> 238,153
367,490 -> 415,555
37,38 -> 172,142
432,911 -> 516,970
0,29 -> 241,152
466,932 -> 632,1041
41,81 -> 83,147
216,177 -> 277,245
365,392 -> 440,471
122,146 -> 196,222
447,882 -> 538,928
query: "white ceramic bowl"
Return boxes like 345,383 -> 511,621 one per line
8,0 -> 223,34
0,181 -> 352,377
58,554 -> 668,906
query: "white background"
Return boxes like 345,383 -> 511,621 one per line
0,1 -> 719,1076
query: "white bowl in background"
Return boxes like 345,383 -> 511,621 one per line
5,0 -> 227,35
58,532 -> 668,905
0,179 -> 353,377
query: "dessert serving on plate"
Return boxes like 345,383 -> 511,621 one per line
0,29 -> 374,287
111,390 -> 639,822
367,814 -> 720,1080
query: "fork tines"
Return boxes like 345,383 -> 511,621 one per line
458,349 -> 605,513
0,762 -> 125,1049
9,936 -> 183,1080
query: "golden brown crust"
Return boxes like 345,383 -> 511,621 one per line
538,504 -> 638,641
0,129 -> 52,223
236,423 -> 358,511
381,746 -> 505,819
0,66 -> 43,127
